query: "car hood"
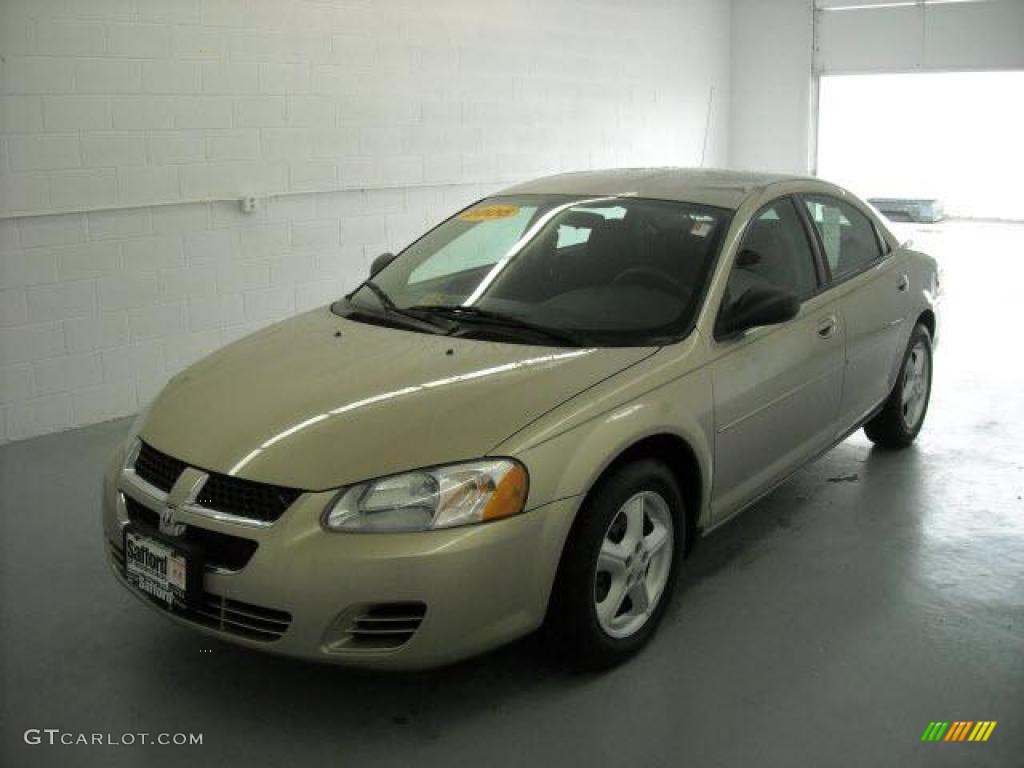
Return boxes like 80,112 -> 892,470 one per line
140,308 -> 655,490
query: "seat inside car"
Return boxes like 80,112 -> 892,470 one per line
644,214 -> 714,292
578,215 -> 634,287
837,220 -> 878,275
738,216 -> 810,294
491,211 -> 626,300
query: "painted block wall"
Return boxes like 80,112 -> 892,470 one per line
729,0 -> 813,175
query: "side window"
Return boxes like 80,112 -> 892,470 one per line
802,195 -> 883,280
726,198 -> 818,306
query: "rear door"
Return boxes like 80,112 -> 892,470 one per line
709,196 -> 845,521
799,194 -> 910,434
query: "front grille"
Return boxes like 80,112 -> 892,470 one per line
344,602 -> 427,650
124,495 -> 160,527
197,473 -> 302,524
109,541 -> 290,642
134,441 -> 186,492
132,442 -> 302,524
124,496 -> 258,572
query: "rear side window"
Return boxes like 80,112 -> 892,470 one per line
801,195 -> 883,281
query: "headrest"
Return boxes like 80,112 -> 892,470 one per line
744,219 -> 783,253
558,210 -> 611,230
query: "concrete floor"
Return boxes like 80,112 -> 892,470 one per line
2,220 -> 1022,767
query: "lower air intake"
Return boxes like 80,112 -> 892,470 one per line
332,602 -> 427,652
109,540 -> 290,642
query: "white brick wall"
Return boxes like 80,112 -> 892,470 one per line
0,183 -> 503,441
0,0 -> 732,442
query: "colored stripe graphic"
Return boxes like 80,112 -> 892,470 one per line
946,721 -> 972,741
970,722 -> 997,742
922,722 -> 950,741
922,721 -> 997,742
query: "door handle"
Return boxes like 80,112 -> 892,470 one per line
817,315 -> 837,339
897,274 -> 910,292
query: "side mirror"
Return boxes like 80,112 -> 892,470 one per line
718,285 -> 800,338
369,252 -> 396,277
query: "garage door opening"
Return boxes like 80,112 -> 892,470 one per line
816,70 -> 1024,221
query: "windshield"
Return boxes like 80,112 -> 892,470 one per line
337,194 -> 731,346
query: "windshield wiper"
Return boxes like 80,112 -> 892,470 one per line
351,281 -> 453,333
361,279 -> 398,312
409,304 -> 584,347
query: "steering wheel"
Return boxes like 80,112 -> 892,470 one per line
612,266 -> 684,295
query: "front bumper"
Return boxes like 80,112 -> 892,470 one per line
102,444 -> 579,669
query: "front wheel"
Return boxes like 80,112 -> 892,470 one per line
864,322 -> 933,449
544,459 -> 685,669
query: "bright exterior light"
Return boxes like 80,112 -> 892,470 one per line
323,460 -> 528,533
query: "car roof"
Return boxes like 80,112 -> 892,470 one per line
496,167 -> 820,210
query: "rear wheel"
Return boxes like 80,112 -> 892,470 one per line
545,459 -> 684,669
864,322 -> 933,448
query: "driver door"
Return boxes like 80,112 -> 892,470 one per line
708,197 -> 845,522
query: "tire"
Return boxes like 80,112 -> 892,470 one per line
864,322 -> 933,449
544,458 -> 685,670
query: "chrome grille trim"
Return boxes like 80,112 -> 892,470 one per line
120,493 -> 258,573
121,440 -> 289,530
180,498 -> 276,530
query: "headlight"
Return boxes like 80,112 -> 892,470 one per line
322,459 -> 528,533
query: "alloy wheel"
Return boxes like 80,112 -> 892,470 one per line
901,339 -> 931,430
593,491 -> 674,639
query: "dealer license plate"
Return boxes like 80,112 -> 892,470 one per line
124,528 -> 189,608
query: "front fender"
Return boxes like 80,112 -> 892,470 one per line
495,337 -> 715,529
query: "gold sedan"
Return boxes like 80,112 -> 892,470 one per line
103,169 -> 939,669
